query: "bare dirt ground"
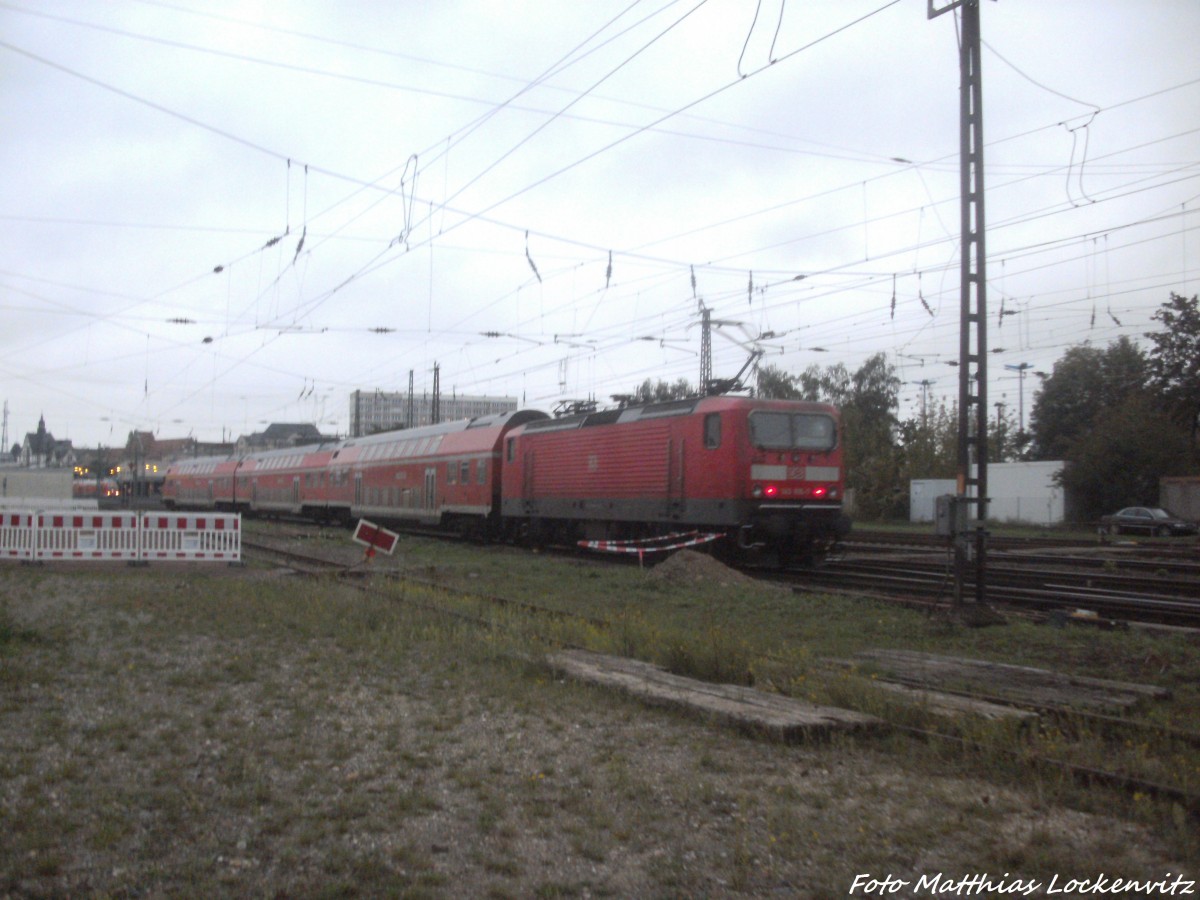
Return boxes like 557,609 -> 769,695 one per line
1,555 -> 1194,898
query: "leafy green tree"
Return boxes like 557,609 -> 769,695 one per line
795,353 -> 902,520
1028,329 -> 1198,520
988,402 -> 1026,462
1060,395 -> 1192,521
755,364 -> 802,400
631,378 -> 695,403
796,362 -> 851,406
1028,337 -> 1147,460
897,398 -> 958,479
1146,292 -> 1200,456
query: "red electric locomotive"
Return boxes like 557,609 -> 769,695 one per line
500,395 -> 848,563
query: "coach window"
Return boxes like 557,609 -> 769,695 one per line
447,461 -> 457,485
477,460 -> 488,484
460,461 -> 471,484
704,413 -> 721,449
506,438 -> 515,462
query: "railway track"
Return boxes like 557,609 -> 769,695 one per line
794,541 -> 1200,629
846,527 -> 1200,553
247,521 -> 1200,628
239,533 -> 1200,817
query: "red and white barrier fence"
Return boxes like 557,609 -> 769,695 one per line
1,511 -> 35,561
140,514 -> 241,562
578,530 -> 721,563
0,509 -> 240,563
36,512 -> 141,561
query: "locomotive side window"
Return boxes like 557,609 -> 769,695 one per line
704,413 -> 722,449
750,412 -> 836,451
506,438 -> 515,462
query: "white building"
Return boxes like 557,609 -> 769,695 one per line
910,461 -> 1066,526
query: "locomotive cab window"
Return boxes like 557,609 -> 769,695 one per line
750,411 -> 836,451
704,413 -> 722,449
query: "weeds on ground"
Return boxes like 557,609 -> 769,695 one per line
1,556 -> 1197,896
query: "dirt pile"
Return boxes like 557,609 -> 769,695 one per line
647,548 -> 756,588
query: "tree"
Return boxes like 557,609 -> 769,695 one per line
796,362 -> 851,406
1146,292 -> 1200,457
1027,330 -> 1199,521
1028,337 -> 1148,460
631,378 -> 695,403
1060,395 -> 1192,521
755,364 -> 801,400
988,402 -> 1025,463
897,398 -> 958,479
798,353 -> 902,520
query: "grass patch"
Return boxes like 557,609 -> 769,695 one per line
0,547 -> 1197,895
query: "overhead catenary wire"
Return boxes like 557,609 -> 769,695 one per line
1,3 -> 1196,438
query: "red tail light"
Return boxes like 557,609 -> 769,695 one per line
763,484 -> 779,498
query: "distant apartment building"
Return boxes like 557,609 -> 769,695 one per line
348,390 -> 518,437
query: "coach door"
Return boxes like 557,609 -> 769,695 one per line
354,473 -> 363,507
424,467 -> 437,512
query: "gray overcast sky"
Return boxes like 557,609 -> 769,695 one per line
2,0 -> 1198,448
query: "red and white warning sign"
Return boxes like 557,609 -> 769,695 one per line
352,519 -> 400,556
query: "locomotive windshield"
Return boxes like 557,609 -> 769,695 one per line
749,411 -> 836,451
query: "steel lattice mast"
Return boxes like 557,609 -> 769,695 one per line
929,0 -> 991,610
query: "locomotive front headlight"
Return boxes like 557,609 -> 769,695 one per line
752,485 -> 763,498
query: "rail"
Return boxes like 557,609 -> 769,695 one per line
237,531 -> 1200,817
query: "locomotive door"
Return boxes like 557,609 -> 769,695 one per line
522,451 -> 535,515
666,439 -> 685,517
